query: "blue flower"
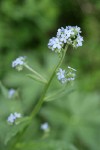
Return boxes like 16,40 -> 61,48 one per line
48,37 -> 63,53
56,68 -> 67,84
48,25 -> 83,53
12,56 -> 26,71
7,112 -> 22,124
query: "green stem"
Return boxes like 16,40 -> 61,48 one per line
31,45 -> 68,118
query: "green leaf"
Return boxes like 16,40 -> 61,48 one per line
0,81 -> 8,98
15,140 -> 78,150
26,74 -> 47,84
44,86 -> 75,102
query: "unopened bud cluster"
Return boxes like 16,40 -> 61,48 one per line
48,26 -> 83,53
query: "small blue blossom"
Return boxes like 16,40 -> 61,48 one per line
60,33 -> 68,43
76,35 -> 83,47
64,27 -> 74,37
12,56 -> 26,71
40,122 -> 49,132
7,113 -> 16,123
74,26 -> 81,33
8,88 -> 15,99
7,112 -> 22,124
48,37 -> 62,52
56,68 -> 67,84
57,27 -> 65,37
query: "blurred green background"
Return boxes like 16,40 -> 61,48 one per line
0,0 -> 100,150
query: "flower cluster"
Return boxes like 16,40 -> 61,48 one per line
7,112 -> 22,124
56,66 -> 76,84
56,68 -> 67,84
48,26 -> 83,53
12,56 -> 26,71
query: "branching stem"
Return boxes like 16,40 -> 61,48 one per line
31,45 -> 68,118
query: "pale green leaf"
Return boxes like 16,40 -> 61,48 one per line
0,81 -> 8,98
15,140 -> 78,150
26,74 -> 47,84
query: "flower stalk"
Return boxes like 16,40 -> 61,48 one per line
30,45 -> 68,118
